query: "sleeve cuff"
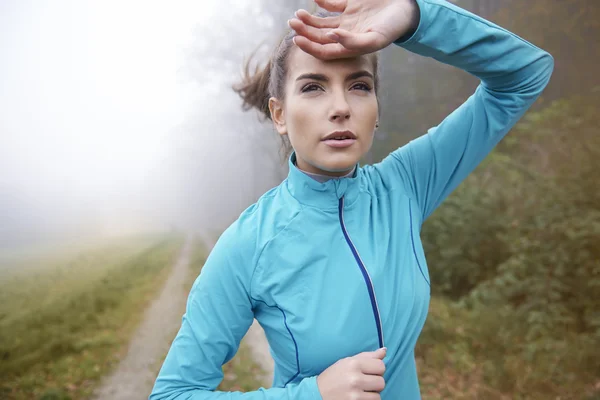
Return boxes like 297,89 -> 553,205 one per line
303,376 -> 323,400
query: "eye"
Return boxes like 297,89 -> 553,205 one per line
301,83 -> 323,93
351,82 -> 372,91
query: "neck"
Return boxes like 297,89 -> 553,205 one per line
297,164 -> 356,183
286,151 -> 362,210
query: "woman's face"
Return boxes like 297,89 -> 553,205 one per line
269,47 -> 378,176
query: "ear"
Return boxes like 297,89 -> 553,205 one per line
268,97 -> 287,136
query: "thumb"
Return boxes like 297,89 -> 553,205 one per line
356,347 -> 387,359
374,347 -> 387,359
326,28 -> 381,52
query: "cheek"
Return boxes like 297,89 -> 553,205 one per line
351,96 -> 379,126
286,100 -> 322,138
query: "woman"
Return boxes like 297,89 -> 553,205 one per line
150,0 -> 553,398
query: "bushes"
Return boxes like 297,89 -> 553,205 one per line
419,91 -> 600,397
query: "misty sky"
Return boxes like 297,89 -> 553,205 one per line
0,0 -> 214,191
0,0 -> 234,239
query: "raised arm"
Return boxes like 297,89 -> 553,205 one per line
374,0 -> 554,220
149,226 -> 321,400
291,0 -> 554,221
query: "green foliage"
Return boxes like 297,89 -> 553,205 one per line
417,298 -> 510,399
419,91 -> 600,397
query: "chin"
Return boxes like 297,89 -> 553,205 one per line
317,154 -> 360,173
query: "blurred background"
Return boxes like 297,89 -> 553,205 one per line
0,0 -> 598,399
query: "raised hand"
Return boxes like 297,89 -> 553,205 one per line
316,347 -> 387,399
289,0 -> 419,60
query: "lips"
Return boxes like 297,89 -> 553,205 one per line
322,130 -> 357,141
322,130 -> 357,149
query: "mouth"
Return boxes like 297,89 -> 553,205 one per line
322,130 -> 357,141
322,130 -> 357,149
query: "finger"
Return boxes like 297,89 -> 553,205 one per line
289,18 -> 337,45
293,36 -> 358,60
360,358 -> 386,376
327,28 -> 384,52
361,374 -> 386,392
314,0 -> 347,12
295,9 -> 341,29
355,347 -> 387,360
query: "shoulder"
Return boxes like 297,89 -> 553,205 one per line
358,148 -> 415,198
215,183 -> 301,268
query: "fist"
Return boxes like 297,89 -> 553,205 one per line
317,347 -> 387,400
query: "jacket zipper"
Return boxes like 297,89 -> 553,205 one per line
338,196 -> 385,348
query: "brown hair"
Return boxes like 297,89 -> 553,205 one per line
233,11 -> 381,157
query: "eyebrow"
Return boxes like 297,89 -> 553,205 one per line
295,70 -> 374,82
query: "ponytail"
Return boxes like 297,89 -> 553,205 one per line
233,52 -> 273,121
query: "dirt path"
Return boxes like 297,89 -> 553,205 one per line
92,236 -> 193,400
198,232 -> 275,387
243,320 -> 275,386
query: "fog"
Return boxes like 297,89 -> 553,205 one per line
1,0 -> 595,252
0,0 -> 300,249
2,1 -> 598,397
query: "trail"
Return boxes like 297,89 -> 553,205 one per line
198,232 -> 275,387
92,236 -> 193,400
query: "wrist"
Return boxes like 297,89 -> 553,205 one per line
398,0 -> 421,41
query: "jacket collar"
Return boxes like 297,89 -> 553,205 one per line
285,151 -> 362,210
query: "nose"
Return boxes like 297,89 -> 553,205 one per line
329,90 -> 351,123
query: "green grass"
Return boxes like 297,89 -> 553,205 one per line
0,233 -> 184,400
184,237 -> 208,294
217,343 -> 267,392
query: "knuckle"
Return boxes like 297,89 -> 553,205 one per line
348,373 -> 361,389
347,357 -> 359,369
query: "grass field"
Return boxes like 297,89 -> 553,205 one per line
0,233 -> 184,400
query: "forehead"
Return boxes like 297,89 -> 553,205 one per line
287,46 -> 374,80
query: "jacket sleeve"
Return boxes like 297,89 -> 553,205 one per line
149,226 -> 322,400
374,0 -> 554,220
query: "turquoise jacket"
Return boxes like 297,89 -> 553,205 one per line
150,0 -> 553,398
